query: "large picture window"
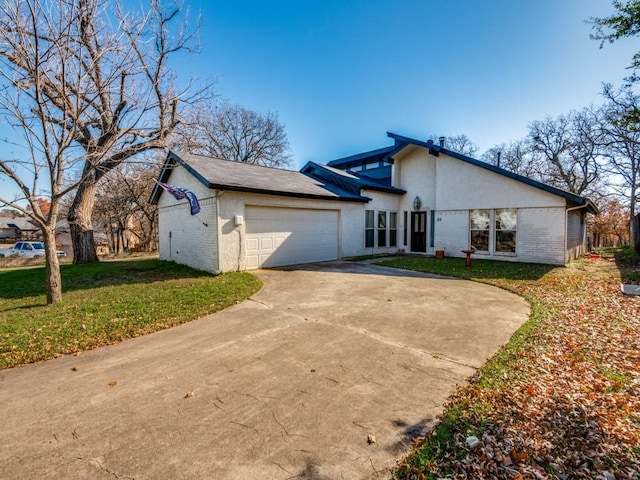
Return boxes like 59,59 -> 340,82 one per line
470,209 -> 490,251
495,209 -> 517,252
365,210 -> 374,248
378,211 -> 387,247
469,209 -> 517,253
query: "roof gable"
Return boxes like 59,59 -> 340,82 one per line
386,132 -> 598,214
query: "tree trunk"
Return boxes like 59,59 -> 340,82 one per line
42,228 -> 62,304
629,184 -> 637,251
634,213 -> 640,252
68,180 -> 99,264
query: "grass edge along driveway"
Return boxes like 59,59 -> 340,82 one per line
381,251 -> 640,480
0,258 -> 262,370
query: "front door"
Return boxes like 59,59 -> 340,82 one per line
411,211 -> 427,253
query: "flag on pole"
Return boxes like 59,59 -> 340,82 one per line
157,181 -> 201,215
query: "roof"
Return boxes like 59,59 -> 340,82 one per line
149,151 -> 370,204
301,162 -> 405,195
326,143 -> 407,168
385,132 -> 599,215
0,217 -> 38,231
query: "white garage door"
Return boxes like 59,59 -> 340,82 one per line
244,206 -> 339,269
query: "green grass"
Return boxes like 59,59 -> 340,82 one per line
0,259 -> 262,369
608,246 -> 640,283
378,255 -> 555,282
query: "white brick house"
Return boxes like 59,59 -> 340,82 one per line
150,133 -> 597,273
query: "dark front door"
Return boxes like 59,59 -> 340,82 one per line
411,211 -> 427,253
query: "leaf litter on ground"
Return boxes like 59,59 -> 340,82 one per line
394,252 -> 640,480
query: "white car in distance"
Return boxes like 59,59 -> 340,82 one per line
0,241 -> 66,258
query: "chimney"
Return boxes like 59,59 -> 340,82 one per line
438,136 -> 445,147
497,151 -> 501,168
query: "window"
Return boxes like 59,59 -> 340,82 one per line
378,211 -> 387,247
470,209 -> 490,251
470,209 -> 517,253
430,211 -> 435,248
495,209 -> 517,252
389,212 -> 397,247
403,211 -> 408,246
365,210 -> 375,248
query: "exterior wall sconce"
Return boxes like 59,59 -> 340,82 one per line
413,196 -> 422,211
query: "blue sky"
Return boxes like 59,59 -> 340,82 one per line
0,1 -> 638,206
185,0 -> 638,168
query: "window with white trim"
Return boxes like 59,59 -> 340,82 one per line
389,212 -> 397,247
365,210 -> 374,248
470,209 -> 517,253
377,211 -> 387,247
495,209 -> 517,252
470,209 -> 490,252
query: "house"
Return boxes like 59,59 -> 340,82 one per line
150,132 -> 598,273
0,217 -> 39,241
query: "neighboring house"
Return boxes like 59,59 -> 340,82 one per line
150,132 -> 598,273
0,217 -> 39,241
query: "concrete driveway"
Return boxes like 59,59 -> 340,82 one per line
0,261 -> 529,479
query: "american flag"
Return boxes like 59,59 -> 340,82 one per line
157,181 -> 201,215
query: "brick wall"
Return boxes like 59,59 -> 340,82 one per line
433,207 -> 566,265
158,197 -> 219,273
516,207 -> 565,264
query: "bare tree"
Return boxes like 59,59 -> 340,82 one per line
528,107 -> 603,195
600,83 -> 640,247
94,160 -> 161,253
0,0 -> 95,303
175,101 -> 292,168
432,133 -> 479,157
0,0 -> 209,264
483,139 -> 538,177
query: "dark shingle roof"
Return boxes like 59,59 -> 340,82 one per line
301,162 -> 405,195
150,152 -> 369,204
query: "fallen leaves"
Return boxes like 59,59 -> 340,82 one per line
396,253 -> 640,479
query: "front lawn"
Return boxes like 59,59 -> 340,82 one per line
0,259 -> 262,369
381,250 -> 640,479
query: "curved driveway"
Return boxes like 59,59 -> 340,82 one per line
0,261 -> 529,479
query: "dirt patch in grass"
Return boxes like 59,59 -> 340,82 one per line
383,252 -> 640,479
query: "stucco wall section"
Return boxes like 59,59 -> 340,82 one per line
216,191 -> 365,272
394,147 -> 437,212
434,153 -> 566,210
433,210 -> 469,255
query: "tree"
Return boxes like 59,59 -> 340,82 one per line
483,139 -> 538,177
93,160 -> 161,253
600,83 -> 640,246
590,0 -> 640,83
432,134 -> 479,157
0,0 -> 209,264
589,198 -> 629,247
0,0 -> 93,303
175,101 -> 292,168
528,108 -> 603,195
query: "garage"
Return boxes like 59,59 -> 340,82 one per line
244,206 -> 339,269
